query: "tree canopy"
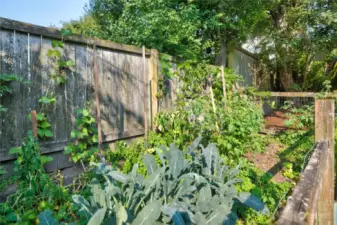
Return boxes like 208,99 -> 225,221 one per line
64,0 -> 337,91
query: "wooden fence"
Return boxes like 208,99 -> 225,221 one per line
0,18 -> 159,170
277,99 -> 335,225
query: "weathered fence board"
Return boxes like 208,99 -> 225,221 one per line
277,99 -> 335,225
0,18 -> 151,165
277,141 -> 330,225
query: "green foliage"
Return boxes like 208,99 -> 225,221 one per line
28,112 -> 54,140
282,101 -> 314,129
236,162 -> 293,225
0,166 -> 6,176
73,140 -> 269,224
63,0 -> 266,61
38,95 -> 57,105
256,0 -> 337,91
65,108 -> 99,164
0,132 -> 74,224
0,74 -> 20,112
47,30 -> 75,85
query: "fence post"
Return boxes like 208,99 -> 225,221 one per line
31,110 -> 37,138
149,49 -> 159,129
315,99 -> 334,224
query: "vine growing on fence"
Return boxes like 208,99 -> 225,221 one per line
0,74 -> 20,112
47,29 -> 74,85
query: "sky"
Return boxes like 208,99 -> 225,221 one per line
0,0 -> 88,27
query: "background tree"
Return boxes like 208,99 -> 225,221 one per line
253,0 -> 337,91
66,0 -> 266,63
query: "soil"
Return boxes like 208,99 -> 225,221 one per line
245,111 -> 291,183
263,110 -> 288,133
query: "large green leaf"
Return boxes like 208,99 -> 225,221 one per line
132,200 -> 162,225
88,207 -> 107,225
236,192 -> 270,215
161,205 -> 186,225
205,205 -> 231,225
143,169 -> 162,196
203,143 -> 219,175
143,154 -> 158,175
38,210 -> 58,225
116,203 -> 128,225
169,147 -> 184,179
108,171 -> 130,184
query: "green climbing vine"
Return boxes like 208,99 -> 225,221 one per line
47,29 -> 75,85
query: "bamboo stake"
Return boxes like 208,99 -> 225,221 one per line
209,77 -> 219,132
31,110 -> 37,138
220,65 -> 226,107
143,46 -> 148,148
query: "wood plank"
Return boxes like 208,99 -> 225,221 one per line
100,48 -> 112,135
118,52 -> 128,133
0,29 -> 16,155
277,141 -> 330,225
74,44 -> 87,109
254,92 -> 337,98
0,17 -> 151,56
85,45 -> 94,106
64,42 -> 76,140
109,51 -> 120,134
314,99 -> 334,225
28,34 -> 42,136
126,54 -> 140,131
14,31 -> 29,145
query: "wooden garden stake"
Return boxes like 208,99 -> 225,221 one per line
208,77 -> 219,132
143,46 -> 148,148
221,65 -> 227,107
150,49 -> 159,129
31,110 -> 37,138
93,43 -> 102,151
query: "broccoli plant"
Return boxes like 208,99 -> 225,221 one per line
72,138 -> 269,224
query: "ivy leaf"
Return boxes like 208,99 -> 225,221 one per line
51,40 -> 64,48
40,121 -> 51,129
44,130 -> 53,138
36,113 -> 45,121
9,147 -> 22,155
39,97 -> 56,104
38,129 -> 45,137
41,156 -> 53,165
92,135 -> 98,142
66,60 -> 75,67
61,28 -> 73,37
47,49 -> 61,58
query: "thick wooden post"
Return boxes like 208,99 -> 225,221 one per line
31,110 -> 37,138
315,99 -> 334,224
149,49 -> 159,129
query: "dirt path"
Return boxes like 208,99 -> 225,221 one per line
245,111 -> 291,183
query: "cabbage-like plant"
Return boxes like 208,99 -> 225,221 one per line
73,138 -> 269,224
